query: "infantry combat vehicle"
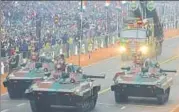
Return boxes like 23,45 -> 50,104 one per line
111,59 -> 177,104
25,64 -> 105,112
3,54 -> 55,99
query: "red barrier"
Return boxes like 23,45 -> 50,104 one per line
164,29 -> 179,38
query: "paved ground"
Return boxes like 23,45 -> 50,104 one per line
1,37 -> 179,112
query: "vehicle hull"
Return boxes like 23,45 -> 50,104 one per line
111,83 -> 170,104
29,91 -> 83,107
3,79 -> 33,99
26,86 -> 100,112
111,84 -> 160,97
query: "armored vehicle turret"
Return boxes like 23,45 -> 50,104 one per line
111,60 -> 177,105
25,65 -> 105,112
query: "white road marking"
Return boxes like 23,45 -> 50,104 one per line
97,102 -> 116,106
1,93 -> 8,96
1,109 -> 9,112
17,103 -> 26,107
121,106 -> 126,110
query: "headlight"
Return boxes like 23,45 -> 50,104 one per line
157,82 -> 161,86
74,88 -> 82,96
139,46 -> 148,54
119,46 -> 126,53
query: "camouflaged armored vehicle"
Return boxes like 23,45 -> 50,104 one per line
3,55 -> 55,99
25,64 -> 105,112
111,59 -> 177,104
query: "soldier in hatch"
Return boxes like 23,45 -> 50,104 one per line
52,54 -> 67,80
52,62 -> 63,80
55,54 -> 66,71
31,52 -> 39,62
142,58 -> 160,76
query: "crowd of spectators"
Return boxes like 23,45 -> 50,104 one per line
1,1 -> 125,57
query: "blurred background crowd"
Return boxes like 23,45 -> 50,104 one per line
1,1 -> 179,57
1,1 -> 126,57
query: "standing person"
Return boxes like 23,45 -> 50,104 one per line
20,40 -> 28,58
1,41 -> 6,57
51,35 -> 56,46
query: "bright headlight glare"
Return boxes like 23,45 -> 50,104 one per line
74,88 -> 81,95
139,46 -> 148,54
75,89 -> 80,93
119,46 -> 126,53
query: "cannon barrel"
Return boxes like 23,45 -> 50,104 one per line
160,69 -> 177,73
83,74 -> 105,79
121,67 -> 130,71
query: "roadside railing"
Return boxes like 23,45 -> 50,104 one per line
41,35 -> 119,58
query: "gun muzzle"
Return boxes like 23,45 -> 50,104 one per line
83,74 -> 105,79
160,69 -> 177,73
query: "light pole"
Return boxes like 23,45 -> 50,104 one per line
116,2 -> 121,37
105,2 -> 110,48
0,1 -> 3,110
116,7 -> 119,37
78,0 -> 83,66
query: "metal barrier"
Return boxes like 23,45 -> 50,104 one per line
40,36 -> 119,58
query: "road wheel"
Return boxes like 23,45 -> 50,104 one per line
165,88 -> 170,102
8,92 -> 17,99
157,88 -> 170,105
89,94 -> 98,110
114,91 -> 120,103
30,100 -> 51,112
120,94 -> 128,102
30,100 -> 38,112
7,88 -> 22,99
157,94 -> 165,105
76,99 -> 90,112
114,91 -> 128,103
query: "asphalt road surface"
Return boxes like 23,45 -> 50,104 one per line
1,37 -> 179,112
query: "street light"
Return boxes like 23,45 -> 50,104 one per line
105,1 -> 110,48
78,0 -> 84,66
121,1 -> 127,4
116,2 -> 122,37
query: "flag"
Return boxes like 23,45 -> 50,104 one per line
116,1 -> 121,7
82,0 -> 87,9
116,1 -> 122,10
105,0 -> 110,7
